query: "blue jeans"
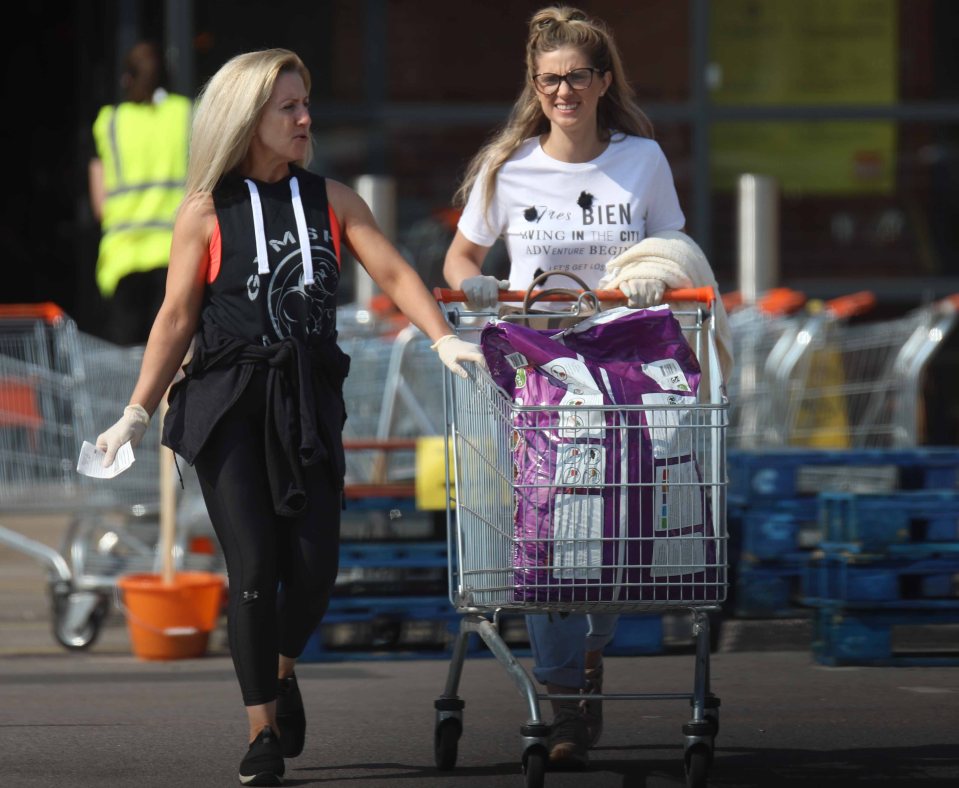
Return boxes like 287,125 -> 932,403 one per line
526,613 -> 618,688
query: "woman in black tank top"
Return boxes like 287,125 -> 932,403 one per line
94,48 -> 485,786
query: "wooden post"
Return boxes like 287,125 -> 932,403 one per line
158,396 -> 176,586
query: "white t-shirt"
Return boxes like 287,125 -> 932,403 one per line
458,134 -> 685,291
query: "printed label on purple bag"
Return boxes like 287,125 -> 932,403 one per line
641,359 -> 691,392
650,536 -> 707,577
654,460 -> 704,531
553,443 -> 605,487
552,493 -> 603,579
641,393 -> 697,458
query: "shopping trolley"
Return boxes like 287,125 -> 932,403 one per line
785,292 -> 959,448
337,304 -> 445,487
0,304 -> 221,650
725,288 -> 808,448
431,287 -> 727,788
727,290 -> 877,449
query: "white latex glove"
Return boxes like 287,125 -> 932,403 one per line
431,334 -> 487,379
461,275 -> 510,310
620,277 -> 667,308
96,404 -> 150,467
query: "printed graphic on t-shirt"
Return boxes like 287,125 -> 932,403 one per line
516,196 -> 643,279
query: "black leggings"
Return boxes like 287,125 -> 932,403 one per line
194,370 -> 341,706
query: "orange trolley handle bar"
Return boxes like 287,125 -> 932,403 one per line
0,302 -> 66,324
822,290 -> 876,319
433,286 -> 715,307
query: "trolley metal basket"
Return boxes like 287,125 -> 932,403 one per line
779,293 -> 959,448
0,304 -> 221,651
430,287 -> 727,788
727,290 -> 876,449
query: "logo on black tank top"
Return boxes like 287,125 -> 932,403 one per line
267,246 -> 338,338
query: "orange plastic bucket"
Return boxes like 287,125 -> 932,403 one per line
116,571 -> 225,660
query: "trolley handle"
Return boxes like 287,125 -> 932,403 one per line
433,286 -> 716,307
759,287 -> 808,316
0,302 -> 66,324
822,290 -> 876,319
938,293 -> 959,312
721,287 -> 807,317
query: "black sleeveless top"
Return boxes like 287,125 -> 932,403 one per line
205,165 -> 340,345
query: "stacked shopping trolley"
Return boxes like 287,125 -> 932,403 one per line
0,303 -> 222,651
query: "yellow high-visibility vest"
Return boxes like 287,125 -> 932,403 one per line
92,92 -> 191,297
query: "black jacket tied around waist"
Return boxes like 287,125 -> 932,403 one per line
162,320 -> 351,517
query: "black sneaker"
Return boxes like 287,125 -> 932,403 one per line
239,726 -> 284,786
276,674 -> 306,758
547,708 -> 589,769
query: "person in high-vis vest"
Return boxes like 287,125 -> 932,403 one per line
89,41 -> 191,345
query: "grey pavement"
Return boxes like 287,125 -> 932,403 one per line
1,517 -> 958,786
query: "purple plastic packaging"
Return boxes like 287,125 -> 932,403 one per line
480,306 -> 720,603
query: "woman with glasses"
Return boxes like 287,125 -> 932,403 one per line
443,5 -> 688,769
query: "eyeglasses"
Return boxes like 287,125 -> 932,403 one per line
532,67 -> 604,95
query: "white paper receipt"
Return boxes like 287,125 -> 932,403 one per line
76,440 -> 135,479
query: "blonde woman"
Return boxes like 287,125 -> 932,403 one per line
96,49 -> 482,786
444,6 -> 690,769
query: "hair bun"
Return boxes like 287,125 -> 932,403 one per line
531,6 -> 588,30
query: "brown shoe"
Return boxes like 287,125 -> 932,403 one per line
547,708 -> 589,768
580,661 -> 604,747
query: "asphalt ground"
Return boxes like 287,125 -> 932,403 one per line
1,516 -> 958,787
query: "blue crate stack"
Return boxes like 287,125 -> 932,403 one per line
299,493 -> 691,660
299,497 -> 468,661
803,487 -> 959,666
728,447 -> 959,664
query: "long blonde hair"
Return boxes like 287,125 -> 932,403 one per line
454,6 -> 653,215
185,48 -> 312,195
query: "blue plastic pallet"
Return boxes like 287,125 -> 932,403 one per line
301,598 -> 676,661
728,448 -> 959,505
817,541 -> 959,558
734,557 -> 812,618
819,490 -> 959,550
737,499 -> 820,560
339,540 -> 448,567
606,614 -> 666,655
334,541 -> 449,597
300,595 -> 471,662
811,601 -> 959,666
802,552 -> 959,604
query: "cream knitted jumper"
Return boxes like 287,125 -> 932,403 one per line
598,230 -> 734,387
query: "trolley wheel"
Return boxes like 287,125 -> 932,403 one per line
434,718 -> 462,771
522,745 -> 547,788
684,743 -> 711,788
705,709 -> 720,738
52,591 -> 109,651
